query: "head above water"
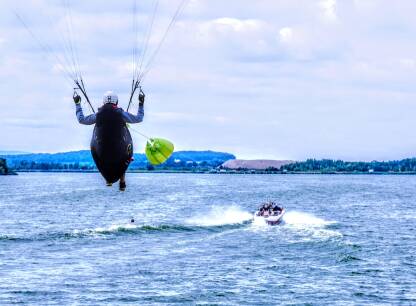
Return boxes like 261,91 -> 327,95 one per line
103,91 -> 118,105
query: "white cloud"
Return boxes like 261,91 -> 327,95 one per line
212,17 -> 262,32
196,17 -> 266,46
279,27 -> 293,43
399,58 -> 416,69
319,0 -> 337,21
353,0 -> 378,11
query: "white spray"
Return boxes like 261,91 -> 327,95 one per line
187,205 -> 253,227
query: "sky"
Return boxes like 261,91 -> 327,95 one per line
1,0 -> 416,161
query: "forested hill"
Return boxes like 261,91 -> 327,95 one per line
1,150 -> 236,171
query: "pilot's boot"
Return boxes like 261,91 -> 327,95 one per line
119,174 -> 126,191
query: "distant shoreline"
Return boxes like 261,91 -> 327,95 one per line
4,150 -> 416,174
13,170 -> 416,175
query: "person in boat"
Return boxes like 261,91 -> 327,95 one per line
258,202 -> 283,217
266,201 -> 274,216
73,90 -> 145,191
258,203 -> 268,216
258,203 -> 267,216
273,205 -> 282,212
272,204 -> 283,216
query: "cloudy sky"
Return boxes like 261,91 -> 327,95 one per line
1,0 -> 416,161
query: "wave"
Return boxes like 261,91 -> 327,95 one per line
282,211 -> 336,227
0,223 -> 197,242
250,210 -> 333,229
0,234 -> 26,241
186,205 -> 253,227
282,211 -> 341,241
69,222 -> 197,237
1,210 -> 341,243
1,212 -> 252,242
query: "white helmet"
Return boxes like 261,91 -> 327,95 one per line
103,91 -> 118,105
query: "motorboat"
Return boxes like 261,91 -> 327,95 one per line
254,203 -> 285,226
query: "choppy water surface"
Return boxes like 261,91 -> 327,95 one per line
0,173 -> 415,305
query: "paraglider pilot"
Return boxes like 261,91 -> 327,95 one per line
73,90 -> 145,191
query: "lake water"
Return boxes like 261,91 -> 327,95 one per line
0,173 -> 415,305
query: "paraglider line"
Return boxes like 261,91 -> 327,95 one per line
13,10 -> 77,87
128,125 -> 151,140
138,0 -> 189,84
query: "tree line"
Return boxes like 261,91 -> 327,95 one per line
8,159 -> 226,172
280,158 -> 416,173
7,156 -> 416,173
10,161 -> 95,171
0,158 -> 16,175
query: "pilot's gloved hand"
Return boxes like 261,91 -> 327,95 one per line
73,92 -> 81,105
138,90 -> 145,106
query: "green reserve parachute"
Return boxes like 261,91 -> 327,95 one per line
145,138 -> 174,165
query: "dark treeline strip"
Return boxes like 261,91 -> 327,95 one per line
7,153 -> 416,174
9,160 -> 226,172
281,158 -> 416,173
4,151 -> 235,172
10,161 -> 95,171
0,158 -> 16,175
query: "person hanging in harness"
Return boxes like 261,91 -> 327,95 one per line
73,90 -> 145,191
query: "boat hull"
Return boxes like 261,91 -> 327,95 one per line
254,209 -> 285,226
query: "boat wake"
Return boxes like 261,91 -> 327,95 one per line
250,210 -> 341,242
1,209 -> 341,243
282,211 -> 341,241
0,223 -> 196,242
1,207 -> 254,242
71,222 -> 194,237
282,211 -> 336,227
74,210 -> 339,241
186,205 -> 253,227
